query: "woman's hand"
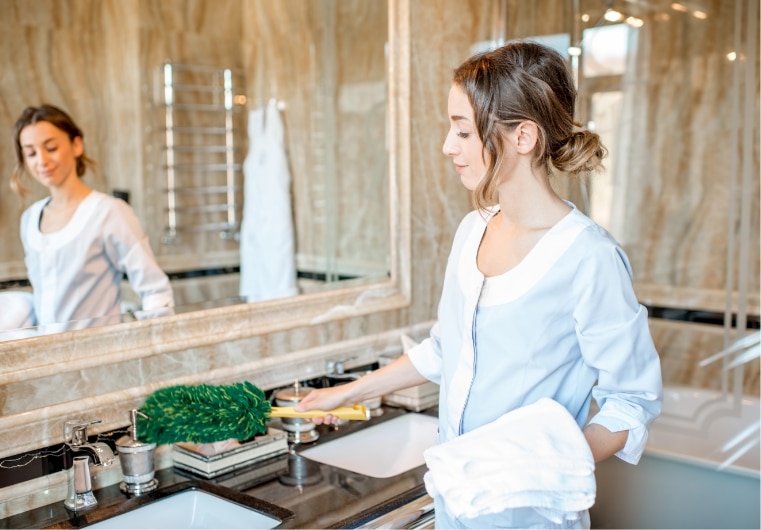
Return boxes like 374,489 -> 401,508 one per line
295,384 -> 357,425
294,354 -> 429,425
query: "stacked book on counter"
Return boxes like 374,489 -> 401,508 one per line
172,428 -> 289,478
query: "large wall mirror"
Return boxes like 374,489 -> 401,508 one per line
0,0 -> 410,347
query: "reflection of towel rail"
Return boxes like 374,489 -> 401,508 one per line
164,186 -> 241,195
168,103 -> 238,112
165,145 -> 235,153
171,83 -> 227,92
165,164 -> 242,171
168,63 -> 244,74
162,224 -> 240,244
167,126 -> 227,135
161,61 -> 244,244
165,203 -> 243,214
169,223 -> 239,233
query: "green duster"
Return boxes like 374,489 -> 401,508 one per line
137,382 -> 272,445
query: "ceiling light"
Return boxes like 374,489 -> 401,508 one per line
692,10 -> 708,19
671,3 -> 688,12
625,16 -> 644,27
604,9 -> 625,22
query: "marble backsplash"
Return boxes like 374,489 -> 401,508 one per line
0,321 -> 434,519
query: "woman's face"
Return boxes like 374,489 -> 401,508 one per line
18,121 -> 82,190
442,84 -> 488,191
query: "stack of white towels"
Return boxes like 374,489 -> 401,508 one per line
423,398 -> 596,526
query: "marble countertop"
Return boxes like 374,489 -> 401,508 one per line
0,406 -> 434,529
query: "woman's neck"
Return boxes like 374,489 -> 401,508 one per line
48,179 -> 92,208
495,172 -> 569,231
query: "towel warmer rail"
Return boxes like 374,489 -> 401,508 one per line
160,62 -> 245,244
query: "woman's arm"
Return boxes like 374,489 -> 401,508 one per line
583,423 -> 628,463
573,239 -> 662,464
109,198 -> 175,311
294,354 -> 429,424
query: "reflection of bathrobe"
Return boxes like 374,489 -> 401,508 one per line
239,101 -> 298,302
20,191 -> 174,326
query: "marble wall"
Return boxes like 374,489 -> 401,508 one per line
0,0 -> 389,296
0,0 -> 758,519
241,0 -> 390,278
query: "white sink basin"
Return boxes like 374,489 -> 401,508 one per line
87,489 -> 283,529
298,412 -> 438,478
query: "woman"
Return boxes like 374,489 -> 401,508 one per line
11,104 -> 174,328
296,42 -> 662,528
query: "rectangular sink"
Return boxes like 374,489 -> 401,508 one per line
298,412 -> 438,478
87,484 -> 289,529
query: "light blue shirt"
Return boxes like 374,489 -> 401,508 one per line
408,205 -> 662,465
21,191 -> 174,327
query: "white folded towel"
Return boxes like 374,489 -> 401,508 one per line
423,398 -> 595,524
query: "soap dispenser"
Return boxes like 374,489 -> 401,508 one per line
116,409 -> 158,495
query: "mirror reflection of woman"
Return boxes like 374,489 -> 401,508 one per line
10,104 -> 174,328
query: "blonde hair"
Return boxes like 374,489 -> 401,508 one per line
452,41 -> 607,211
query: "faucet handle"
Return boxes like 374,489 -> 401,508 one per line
63,419 -> 102,447
326,357 -> 357,375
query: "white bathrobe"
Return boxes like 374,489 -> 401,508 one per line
239,100 -> 298,302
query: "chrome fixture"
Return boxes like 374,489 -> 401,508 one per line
116,409 -> 158,496
278,451 -> 323,488
324,359 -> 383,417
63,419 -> 115,512
160,62 -> 245,244
325,357 -> 356,376
66,456 -> 98,512
274,381 -> 320,444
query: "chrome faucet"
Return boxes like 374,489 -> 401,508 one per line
325,358 -> 362,380
63,419 -> 115,512
324,359 -> 383,416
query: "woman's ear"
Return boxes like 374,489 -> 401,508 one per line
513,121 -> 539,154
71,136 -> 84,158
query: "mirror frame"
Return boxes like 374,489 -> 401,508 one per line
0,0 -> 410,393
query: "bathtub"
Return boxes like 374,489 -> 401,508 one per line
590,385 -> 760,529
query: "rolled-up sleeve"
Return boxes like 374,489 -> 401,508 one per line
573,240 -> 663,464
407,321 -> 444,384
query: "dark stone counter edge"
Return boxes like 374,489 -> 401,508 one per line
0,406 -> 436,529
